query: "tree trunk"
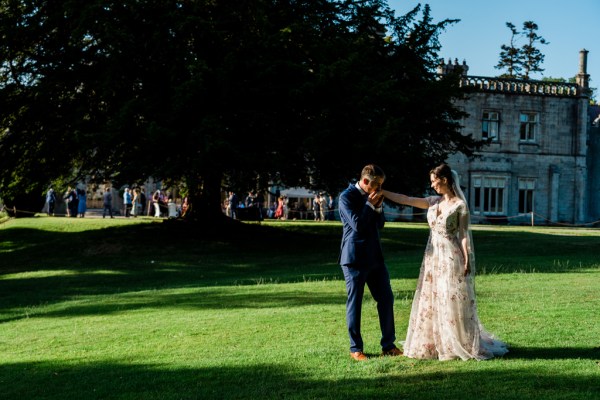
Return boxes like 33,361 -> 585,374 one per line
184,171 -> 228,224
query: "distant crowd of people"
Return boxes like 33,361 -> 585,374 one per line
45,185 -> 189,219
223,191 -> 336,221
112,187 -> 188,219
45,185 -> 339,222
101,185 -> 151,218
45,186 -> 88,218
148,189 -> 189,219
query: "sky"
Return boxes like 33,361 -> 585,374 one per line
387,0 -> 598,85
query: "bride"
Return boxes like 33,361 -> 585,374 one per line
383,164 -> 508,360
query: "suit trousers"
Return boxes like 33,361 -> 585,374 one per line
342,264 -> 396,353
103,204 -> 113,218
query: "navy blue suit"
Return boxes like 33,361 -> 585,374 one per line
338,184 -> 396,353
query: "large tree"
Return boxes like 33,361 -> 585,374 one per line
0,0 -> 482,220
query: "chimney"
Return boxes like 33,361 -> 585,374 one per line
577,49 -> 590,91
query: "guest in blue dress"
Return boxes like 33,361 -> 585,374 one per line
77,187 -> 87,218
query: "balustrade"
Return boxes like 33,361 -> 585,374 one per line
456,75 -> 579,97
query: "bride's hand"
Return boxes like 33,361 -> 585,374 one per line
464,261 -> 471,276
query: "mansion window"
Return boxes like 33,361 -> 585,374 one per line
519,112 -> 538,142
482,111 -> 499,141
518,178 -> 535,214
472,176 -> 506,215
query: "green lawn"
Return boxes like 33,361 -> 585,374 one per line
1,216 -> 599,399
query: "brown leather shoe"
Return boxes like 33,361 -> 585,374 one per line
382,347 -> 403,357
350,351 -> 368,361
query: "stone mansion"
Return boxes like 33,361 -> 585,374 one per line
443,50 -> 599,225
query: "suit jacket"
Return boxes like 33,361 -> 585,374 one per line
103,192 -> 112,206
338,184 -> 385,268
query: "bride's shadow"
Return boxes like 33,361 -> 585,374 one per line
508,346 -> 600,360
363,347 -> 600,361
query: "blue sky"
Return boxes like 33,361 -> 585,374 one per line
387,0 -> 598,86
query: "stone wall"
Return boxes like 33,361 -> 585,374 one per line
447,89 -> 588,224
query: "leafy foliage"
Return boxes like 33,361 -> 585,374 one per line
0,1 -> 482,218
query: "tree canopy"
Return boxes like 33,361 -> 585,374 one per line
0,0 -> 482,220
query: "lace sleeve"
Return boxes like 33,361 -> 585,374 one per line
457,202 -> 476,273
458,201 -> 469,216
426,196 -> 441,207
457,203 -> 469,240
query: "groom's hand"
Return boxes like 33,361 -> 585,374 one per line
369,190 -> 384,208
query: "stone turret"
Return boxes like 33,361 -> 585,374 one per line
437,58 -> 469,76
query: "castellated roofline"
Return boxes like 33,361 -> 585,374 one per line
438,50 -> 589,98
456,75 -> 581,97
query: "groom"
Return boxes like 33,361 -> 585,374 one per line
338,164 -> 401,361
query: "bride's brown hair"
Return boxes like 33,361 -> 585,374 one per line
430,164 -> 455,195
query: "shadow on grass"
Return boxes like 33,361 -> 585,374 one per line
508,346 -> 600,360
2,277 -> 414,322
1,220 -> 599,323
1,359 -> 599,400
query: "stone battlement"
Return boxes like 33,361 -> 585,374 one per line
458,75 -> 580,97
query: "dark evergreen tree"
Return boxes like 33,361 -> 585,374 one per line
495,22 -> 523,78
0,1 -> 483,221
495,21 -> 548,80
520,21 -> 548,79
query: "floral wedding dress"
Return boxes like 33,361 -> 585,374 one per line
403,196 -> 508,361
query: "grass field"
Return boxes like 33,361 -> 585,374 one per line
1,216 -> 599,399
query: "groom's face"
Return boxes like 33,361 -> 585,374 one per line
363,177 -> 384,194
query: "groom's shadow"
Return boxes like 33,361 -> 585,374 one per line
362,353 -> 396,360
507,346 -> 600,360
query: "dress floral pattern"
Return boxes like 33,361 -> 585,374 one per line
403,196 -> 508,360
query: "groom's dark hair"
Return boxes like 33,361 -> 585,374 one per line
361,164 -> 385,182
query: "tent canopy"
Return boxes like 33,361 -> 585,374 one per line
279,187 -> 316,199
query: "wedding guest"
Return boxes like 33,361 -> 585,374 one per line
297,201 -> 307,220
319,194 -> 327,221
224,198 -> 231,217
102,186 -> 113,218
328,194 -> 335,221
245,191 -> 255,208
123,188 -> 132,218
228,191 -> 238,219
152,190 -> 161,217
313,194 -> 321,221
140,188 -> 147,215
256,191 -> 264,219
46,187 -> 56,216
267,201 -> 276,219
274,197 -> 284,219
181,196 -> 190,217
131,188 -> 141,217
77,187 -> 87,217
283,196 -> 289,220
64,187 -> 78,218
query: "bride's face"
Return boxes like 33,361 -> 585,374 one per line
430,173 -> 449,195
